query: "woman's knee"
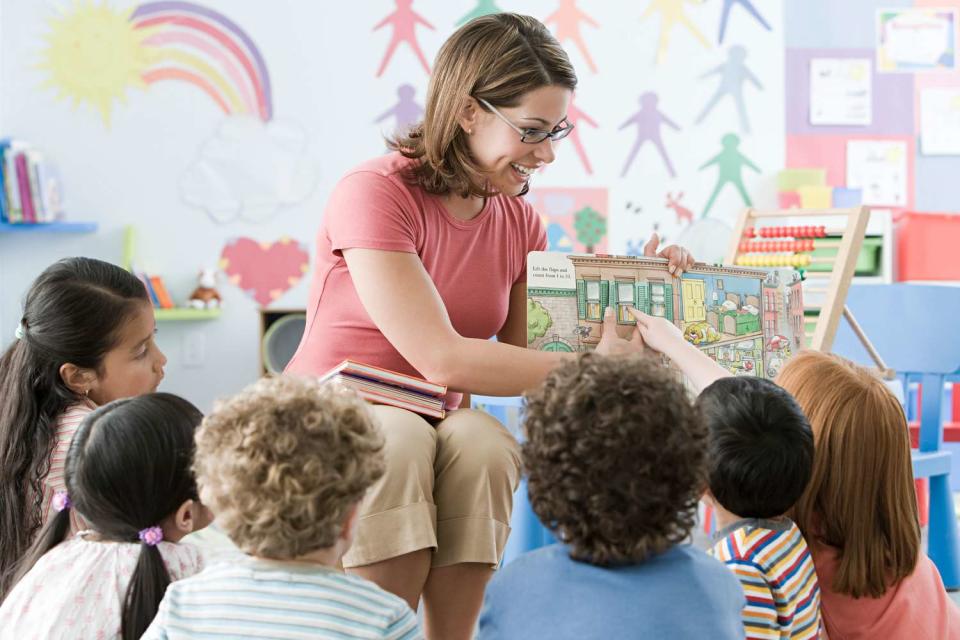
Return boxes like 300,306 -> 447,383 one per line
370,404 -> 439,470
435,409 -> 521,481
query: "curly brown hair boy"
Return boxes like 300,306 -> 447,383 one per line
521,353 -> 708,564
479,353 -> 745,639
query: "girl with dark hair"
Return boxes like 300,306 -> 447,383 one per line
0,393 -> 210,640
0,257 -> 168,595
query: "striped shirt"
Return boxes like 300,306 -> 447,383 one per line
710,518 -> 821,640
40,400 -> 95,532
142,556 -> 423,639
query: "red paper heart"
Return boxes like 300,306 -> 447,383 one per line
219,237 -> 310,307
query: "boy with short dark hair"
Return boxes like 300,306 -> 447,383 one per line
699,377 -> 821,640
630,308 -> 822,639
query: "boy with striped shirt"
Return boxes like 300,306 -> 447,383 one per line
143,376 -> 422,640
699,377 -> 822,640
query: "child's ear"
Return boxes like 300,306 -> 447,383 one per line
173,499 -> 212,534
58,363 -> 97,397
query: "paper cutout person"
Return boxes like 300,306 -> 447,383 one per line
544,0 -> 600,73
619,92 -> 680,178
456,0 -> 502,26
696,45 -> 762,134
641,0 -> 710,64
718,0 -> 771,44
374,84 -> 423,134
566,100 -> 597,174
699,133 -> 759,218
374,0 -> 434,77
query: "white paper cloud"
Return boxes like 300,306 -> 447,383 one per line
180,116 -> 318,224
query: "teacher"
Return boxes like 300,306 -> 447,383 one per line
287,13 -> 694,639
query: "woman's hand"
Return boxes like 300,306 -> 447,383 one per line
595,307 -> 645,356
643,232 -> 695,276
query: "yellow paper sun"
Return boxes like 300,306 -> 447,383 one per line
37,0 -> 154,126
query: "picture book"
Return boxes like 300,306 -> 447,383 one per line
320,359 -> 447,419
526,252 -> 805,380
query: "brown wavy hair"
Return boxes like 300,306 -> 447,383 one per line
193,376 -> 385,559
778,351 -> 920,598
522,353 -> 707,565
391,13 -> 577,198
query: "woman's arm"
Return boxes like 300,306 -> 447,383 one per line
344,248 -> 573,395
496,282 -> 528,348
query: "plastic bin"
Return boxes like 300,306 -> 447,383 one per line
809,235 -> 883,276
897,212 -> 960,281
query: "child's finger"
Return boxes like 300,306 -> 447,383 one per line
628,307 -> 650,326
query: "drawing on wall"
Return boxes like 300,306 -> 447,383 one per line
374,0 -> 434,77
665,192 -> 693,225
699,133 -> 759,218
37,1 -> 318,224
526,188 -> 609,253
640,0 -> 710,64
717,0 -> 771,45
696,46 -> 763,134
456,0 -> 501,26
877,8 -> 956,72
809,58 -> 872,126
375,84 -> 424,135
845,140 -> 907,207
219,236 -> 310,307
525,252 -> 803,379
620,92 -> 680,178
565,98 -> 598,174
544,0 -> 600,74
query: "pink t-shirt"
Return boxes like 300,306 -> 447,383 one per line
812,542 -> 960,639
286,152 -> 547,408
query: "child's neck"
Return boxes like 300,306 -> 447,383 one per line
255,545 -> 344,568
712,502 -> 786,531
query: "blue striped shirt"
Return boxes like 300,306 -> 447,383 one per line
143,557 -> 422,639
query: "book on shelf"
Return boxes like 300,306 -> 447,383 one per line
0,138 -> 64,224
149,276 -> 175,309
320,359 -> 447,419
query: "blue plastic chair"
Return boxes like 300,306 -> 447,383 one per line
471,395 -> 556,565
831,284 -> 960,588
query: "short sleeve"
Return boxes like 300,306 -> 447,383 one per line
325,171 -> 422,255
515,201 -> 548,285
724,559 -> 780,639
384,604 -> 423,639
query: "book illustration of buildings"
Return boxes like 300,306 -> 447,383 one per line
526,252 -> 804,380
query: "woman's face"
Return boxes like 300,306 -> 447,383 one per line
467,85 -> 572,196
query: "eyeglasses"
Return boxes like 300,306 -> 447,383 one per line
477,98 -> 574,144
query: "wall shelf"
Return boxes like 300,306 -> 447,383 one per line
0,221 -> 98,233
154,308 -> 221,322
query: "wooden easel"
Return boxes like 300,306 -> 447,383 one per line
725,206 -> 894,378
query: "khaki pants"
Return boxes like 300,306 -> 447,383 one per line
342,405 -> 521,569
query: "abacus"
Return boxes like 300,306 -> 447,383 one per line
725,206 -> 891,375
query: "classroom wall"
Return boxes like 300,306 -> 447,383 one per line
2,0 -> 789,410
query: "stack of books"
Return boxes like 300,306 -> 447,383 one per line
130,267 -> 176,309
320,360 -> 447,419
0,139 -> 63,224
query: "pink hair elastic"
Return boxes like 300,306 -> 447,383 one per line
138,526 -> 164,546
52,491 -> 71,512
